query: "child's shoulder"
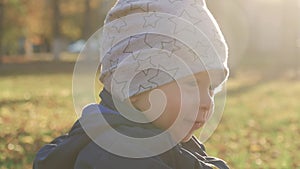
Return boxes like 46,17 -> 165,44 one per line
74,140 -> 173,169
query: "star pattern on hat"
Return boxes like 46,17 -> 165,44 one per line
130,1 -> 151,12
123,34 -> 153,54
131,50 -> 142,60
130,69 -> 161,96
143,33 -> 155,48
135,56 -> 156,72
179,9 -> 203,25
111,18 -> 128,33
147,65 -> 179,86
144,69 -> 162,86
161,39 -> 181,54
105,31 -> 117,50
141,69 -> 151,76
147,69 -> 162,87
168,0 -> 184,4
112,77 -> 129,99
143,12 -> 163,28
157,49 -> 174,58
212,29 -> 226,50
193,0 -> 203,3
186,47 -> 200,62
109,58 -> 119,73
117,0 -> 137,8
191,0 -> 205,8
168,16 -> 197,34
134,83 -> 157,94
194,10 -> 210,26
190,40 -> 212,60
158,64 -> 179,78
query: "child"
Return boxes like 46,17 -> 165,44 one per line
34,0 -> 230,168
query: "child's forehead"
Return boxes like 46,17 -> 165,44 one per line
179,70 -> 226,86
179,71 -> 209,81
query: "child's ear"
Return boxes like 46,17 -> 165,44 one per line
129,95 -> 138,104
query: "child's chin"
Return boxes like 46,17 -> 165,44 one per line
180,134 -> 193,143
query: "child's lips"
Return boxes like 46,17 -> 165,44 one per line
184,119 -> 204,130
193,122 -> 204,130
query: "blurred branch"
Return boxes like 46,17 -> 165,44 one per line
82,0 -> 91,40
52,0 -> 62,61
52,0 -> 61,38
0,0 -> 4,63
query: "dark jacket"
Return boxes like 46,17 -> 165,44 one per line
33,89 -> 229,169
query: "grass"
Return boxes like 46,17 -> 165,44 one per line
0,61 -> 78,169
0,60 -> 299,169
205,74 -> 300,169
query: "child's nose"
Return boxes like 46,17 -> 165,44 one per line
200,98 -> 212,111
198,93 -> 213,121
200,92 -> 212,110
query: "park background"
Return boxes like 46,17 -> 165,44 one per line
0,0 -> 299,168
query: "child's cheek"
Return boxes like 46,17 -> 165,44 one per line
160,94 -> 182,128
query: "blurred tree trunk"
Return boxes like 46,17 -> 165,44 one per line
52,0 -> 62,61
24,38 -> 33,58
0,0 -> 4,64
82,0 -> 91,40
296,0 -> 300,79
283,0 -> 299,79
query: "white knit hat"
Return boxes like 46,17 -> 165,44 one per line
99,0 -> 229,101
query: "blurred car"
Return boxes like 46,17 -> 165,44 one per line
67,39 -> 86,53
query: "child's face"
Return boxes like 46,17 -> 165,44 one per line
130,71 -> 215,142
